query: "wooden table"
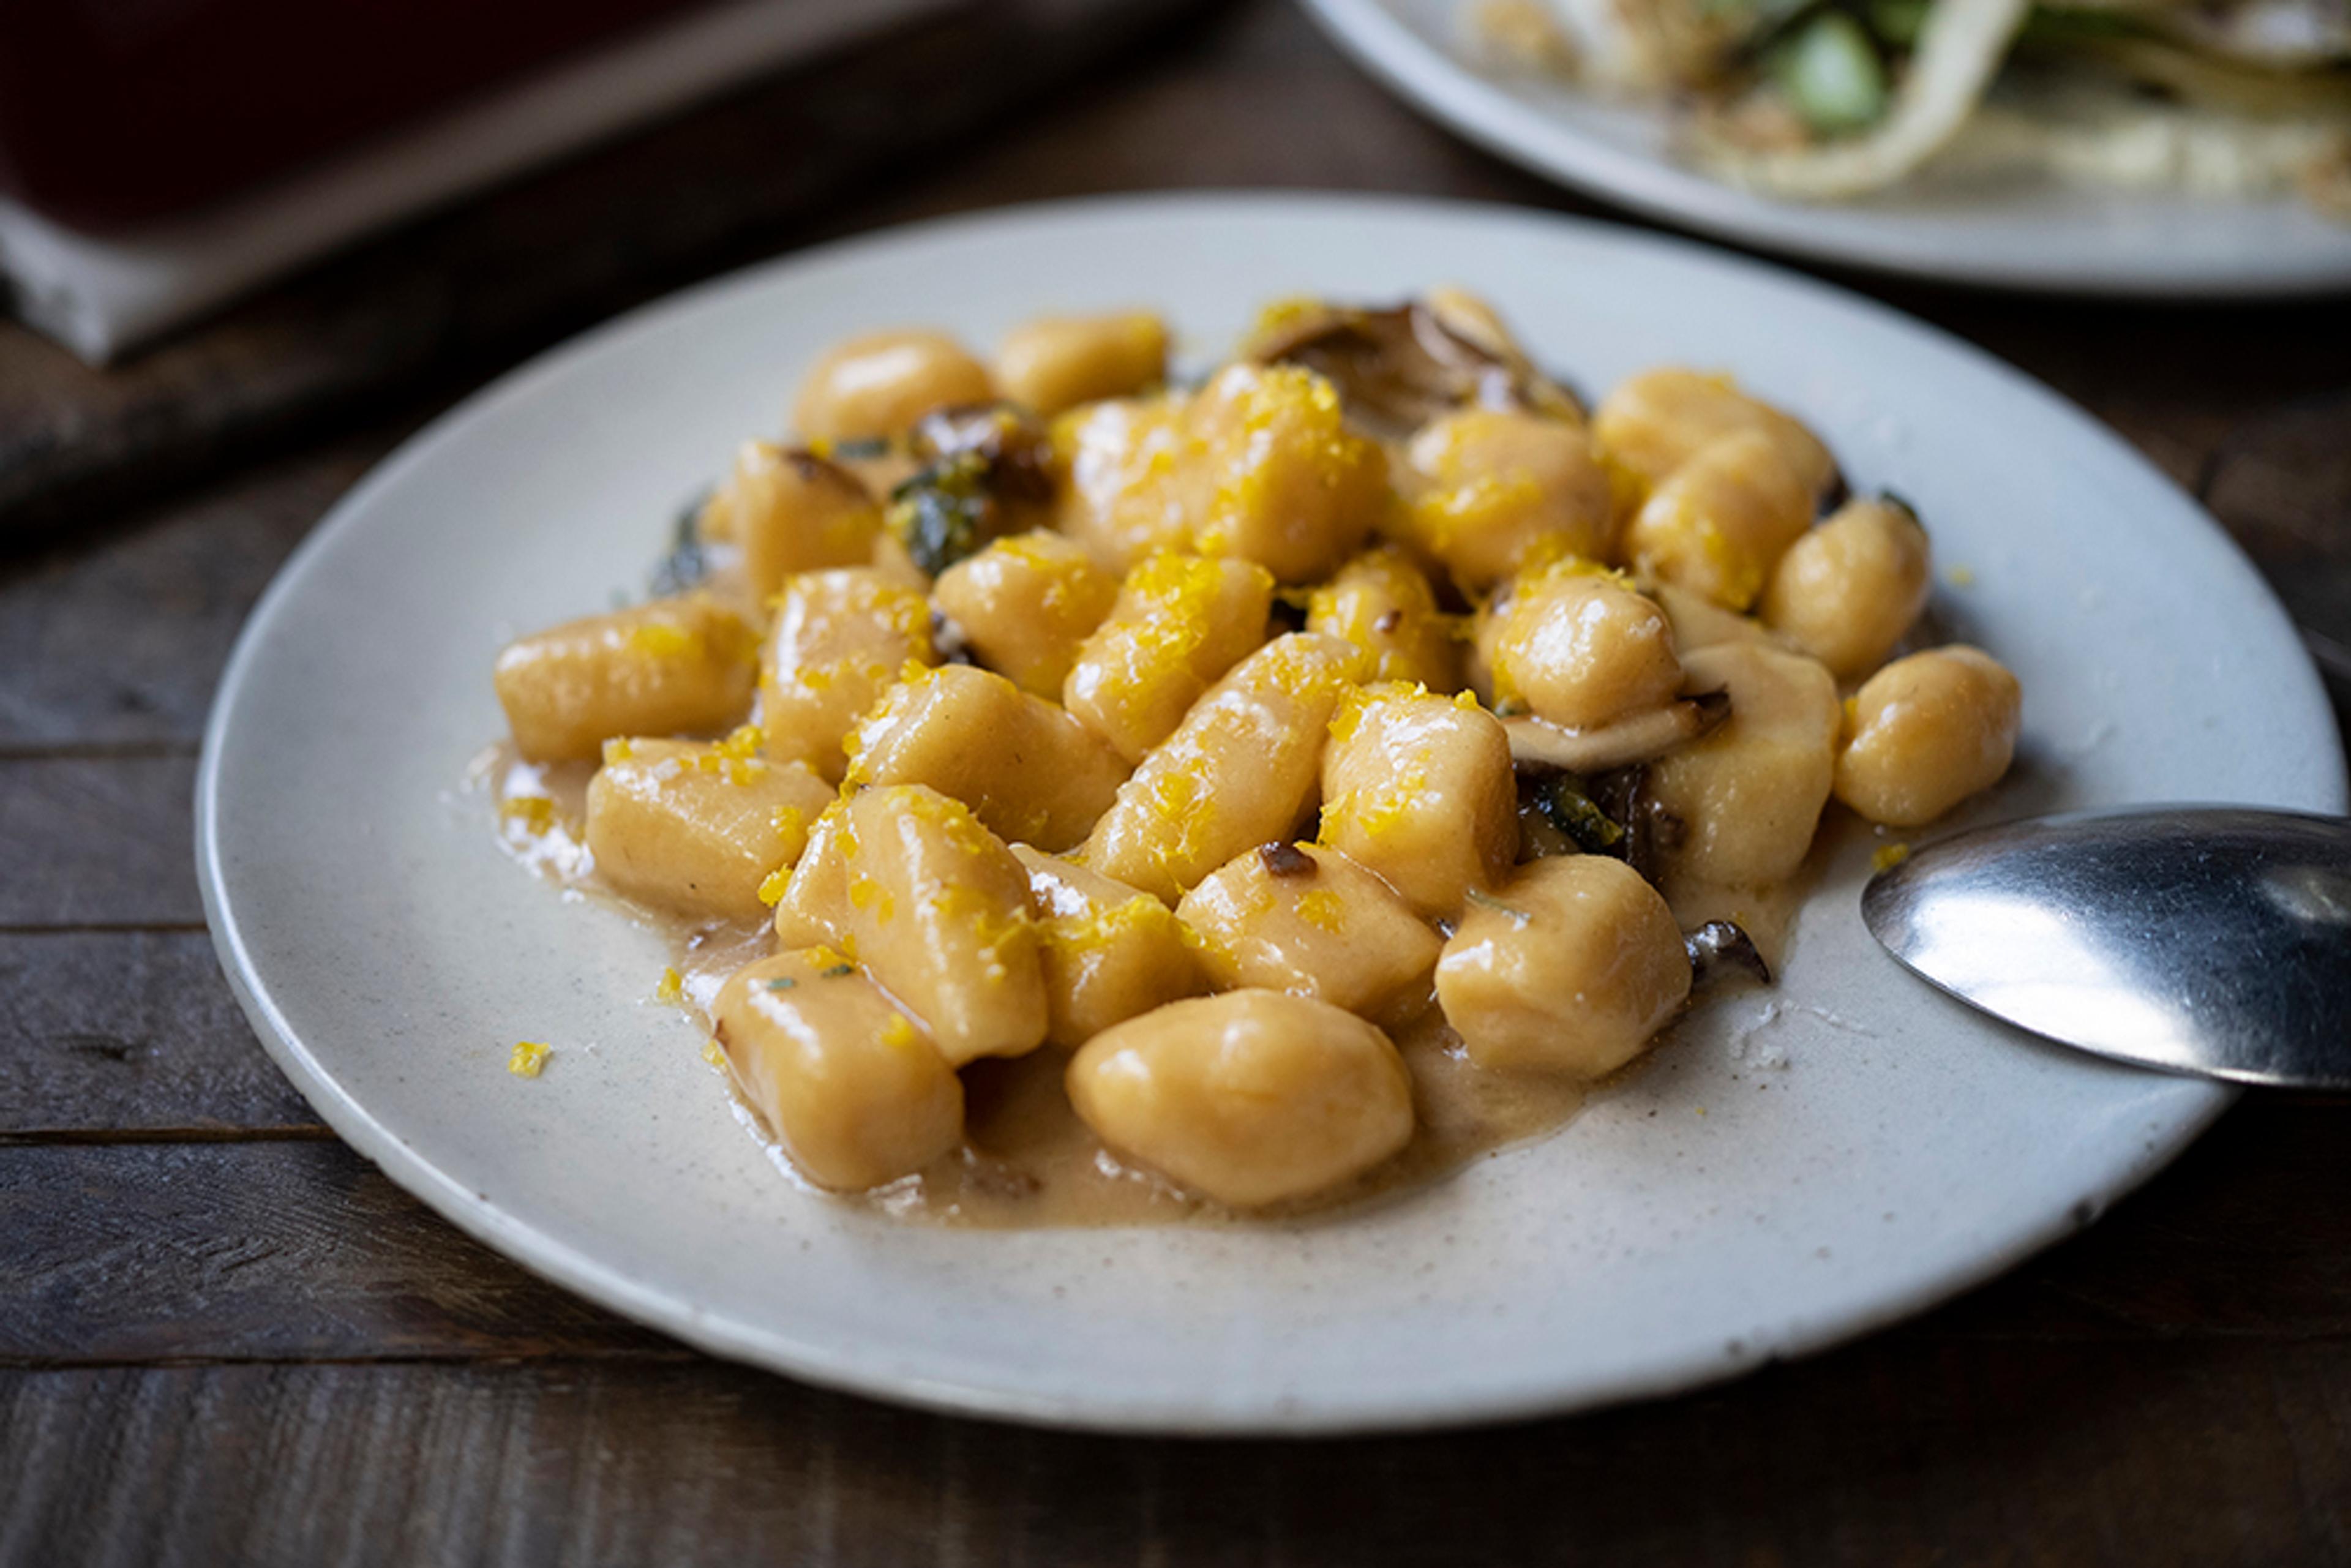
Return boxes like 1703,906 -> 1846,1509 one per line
6,2 -> 2350,1560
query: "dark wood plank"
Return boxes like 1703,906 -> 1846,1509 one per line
2205,388 -> 2351,672
0,1141 -> 664,1364
0,430 -> 403,749
0,932 -> 313,1137
0,0 -> 1222,550
0,757 -> 200,928
3,1335 -> 2346,1568
2,1101 -> 2345,1368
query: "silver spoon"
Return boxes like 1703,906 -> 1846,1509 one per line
1861,806 -> 2351,1090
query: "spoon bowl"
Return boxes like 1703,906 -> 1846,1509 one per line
1862,807 -> 2351,1090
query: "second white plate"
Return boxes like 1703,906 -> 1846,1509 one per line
199,193 -> 2344,1434
1302,0 -> 2351,296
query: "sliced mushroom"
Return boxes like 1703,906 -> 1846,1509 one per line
1685,920 -> 1771,989
1588,764 -> 1682,885
888,403 -> 1057,576
909,403 -> 1054,504
1503,689 -> 1731,775
1246,301 -> 1581,440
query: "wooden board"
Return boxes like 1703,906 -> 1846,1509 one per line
4,0 -> 2350,1559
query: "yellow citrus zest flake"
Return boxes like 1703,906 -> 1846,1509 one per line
623,621 -> 696,659
701,1038 -> 727,1068
1453,689 -> 1483,711
499,795 -> 557,835
1871,842 -> 1912,874
847,875 -> 895,923
655,966 -> 684,1005
1295,889 -> 1347,934
602,737 -> 636,763
804,943 -> 852,971
1041,895 -> 1172,958
508,1040 -> 552,1078
1246,295 -> 1326,344
758,866 -> 792,907
880,1013 -> 919,1050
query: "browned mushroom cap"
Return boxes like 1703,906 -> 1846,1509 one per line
1685,920 -> 1771,988
1244,300 -> 1583,441
1502,689 -> 1731,775
909,403 -> 1054,505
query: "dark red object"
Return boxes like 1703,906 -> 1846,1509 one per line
0,0 -> 719,230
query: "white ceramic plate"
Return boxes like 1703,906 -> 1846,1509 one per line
1300,0 -> 2351,297
199,193 -> 2344,1434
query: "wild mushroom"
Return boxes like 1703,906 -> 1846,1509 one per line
887,403 -> 1055,576
1502,689 -> 1731,775
1685,920 -> 1771,989
1246,300 -> 1582,440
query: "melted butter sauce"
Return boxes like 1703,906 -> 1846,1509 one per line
482,748 -> 1809,1229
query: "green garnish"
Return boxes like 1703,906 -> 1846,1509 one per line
820,963 -> 855,978
887,451 -> 997,577
649,487 -> 713,596
1771,12 -> 1888,134
1465,888 -> 1532,925
765,977 -> 798,992
1537,777 -> 1624,853
828,436 -> 892,460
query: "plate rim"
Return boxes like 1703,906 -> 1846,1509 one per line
1296,0 -> 2351,299
197,190 -> 2345,1433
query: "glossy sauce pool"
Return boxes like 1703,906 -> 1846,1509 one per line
481,748 -> 1805,1228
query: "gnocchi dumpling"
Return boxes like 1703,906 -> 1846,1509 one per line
1761,496 -> 1932,681
1062,553 -> 1275,764
1177,842 -> 1441,1020
1400,407 -> 1615,591
759,569 -> 936,782
1435,855 -> 1692,1078
491,293 -> 2028,1221
837,784 -> 1049,1066
932,530 -> 1118,699
1066,990 -> 1415,1208
1083,632 -> 1366,902
1645,641 -> 1841,887
846,663 -> 1128,852
997,312 -> 1170,416
713,950 -> 963,1191
709,442 -> 883,599
1318,684 -> 1517,920
792,330 -> 995,443
1305,546 -> 1463,691
1016,847 -> 1208,1045
495,596 -> 757,763
1592,367 -> 1836,498
585,734 -> 831,922
1487,566 -> 1682,730
1835,646 -> 2022,827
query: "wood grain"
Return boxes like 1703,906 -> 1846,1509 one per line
0,932 -> 314,1136
0,430 -> 404,750
0,1102 -> 2344,1369
0,1141 -> 662,1365
0,757 -> 201,928
3,1337 -> 2347,1568
4,0 -> 2350,1561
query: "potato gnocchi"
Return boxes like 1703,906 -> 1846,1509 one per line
485,295 -> 2022,1222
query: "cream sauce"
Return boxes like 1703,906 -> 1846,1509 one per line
481,748 -> 1802,1229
